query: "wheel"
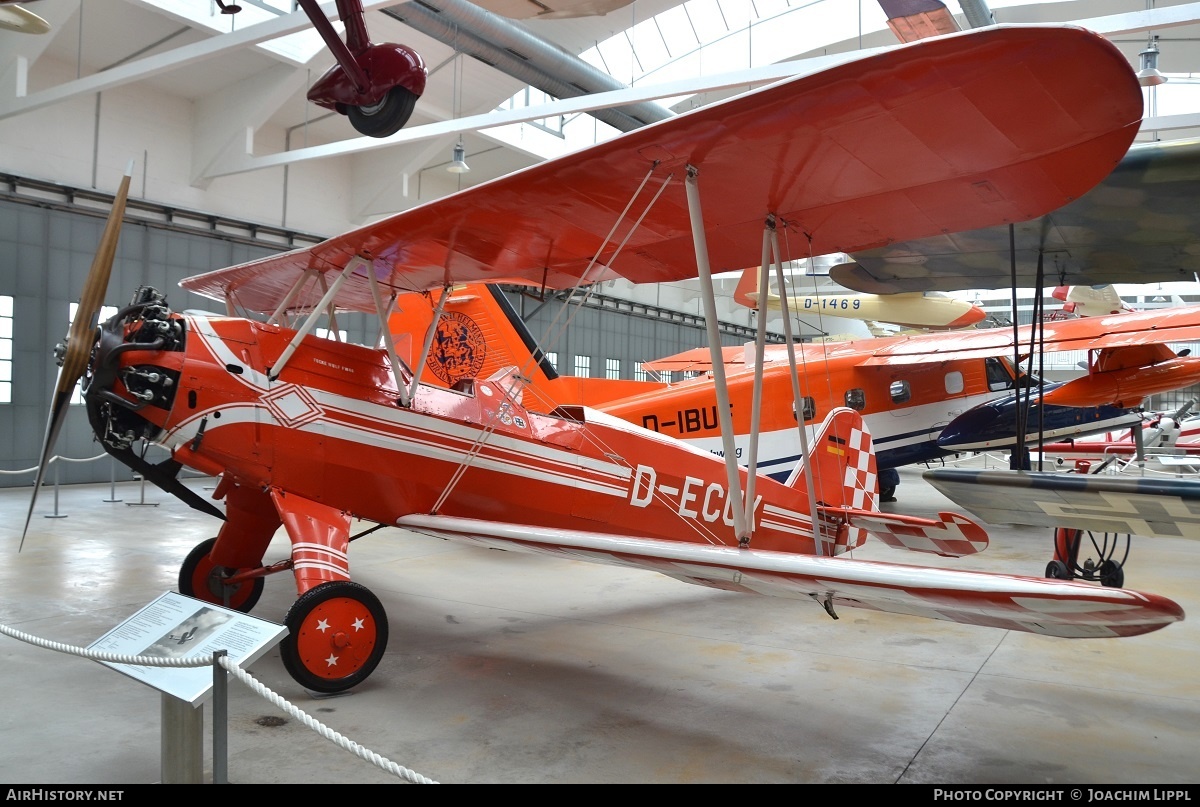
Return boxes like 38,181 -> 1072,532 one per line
346,85 -> 418,138
1045,559 -> 1073,580
281,580 -> 388,694
1098,559 -> 1125,589
879,485 -> 897,503
178,537 -> 264,613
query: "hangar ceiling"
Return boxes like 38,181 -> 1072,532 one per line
5,0 -> 1200,230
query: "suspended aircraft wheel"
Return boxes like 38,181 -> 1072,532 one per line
1098,559 -> 1125,589
346,86 -> 418,138
178,537 -> 264,613
281,581 -> 389,694
1045,560 -> 1073,581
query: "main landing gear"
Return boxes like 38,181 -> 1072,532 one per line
177,540 -> 390,693
1045,527 -> 1129,588
281,581 -> 388,694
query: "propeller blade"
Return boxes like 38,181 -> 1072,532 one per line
20,169 -> 132,551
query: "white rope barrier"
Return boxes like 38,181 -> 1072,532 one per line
218,657 -> 439,784
0,621 -> 439,784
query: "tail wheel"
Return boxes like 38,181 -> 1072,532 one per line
1098,559 -> 1125,589
178,537 -> 264,613
1045,560 -> 1073,580
281,581 -> 388,694
347,86 -> 418,137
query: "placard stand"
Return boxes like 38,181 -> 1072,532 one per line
88,592 -> 288,783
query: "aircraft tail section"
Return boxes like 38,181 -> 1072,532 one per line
784,407 -> 877,553
389,284 -> 664,410
788,408 -> 989,557
785,407 -> 878,512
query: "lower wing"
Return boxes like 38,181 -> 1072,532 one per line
396,514 -> 1183,638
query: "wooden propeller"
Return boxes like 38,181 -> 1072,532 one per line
20,170 -> 131,551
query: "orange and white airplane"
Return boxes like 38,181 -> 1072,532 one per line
390,283 -> 1151,502
22,24 -> 1185,695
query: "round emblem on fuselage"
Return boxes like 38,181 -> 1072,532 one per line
429,311 -> 486,385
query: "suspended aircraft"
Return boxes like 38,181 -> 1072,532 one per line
22,24 -> 1186,695
731,265 -> 988,333
0,0 -> 48,34
212,0 -> 429,138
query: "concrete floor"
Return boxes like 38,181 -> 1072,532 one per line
1,463 -> 1198,785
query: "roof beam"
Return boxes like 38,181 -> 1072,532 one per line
204,48 -> 892,178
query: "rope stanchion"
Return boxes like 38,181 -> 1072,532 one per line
46,457 -> 66,519
104,455 -> 122,503
0,621 -> 440,784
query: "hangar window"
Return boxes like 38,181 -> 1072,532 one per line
67,303 -> 118,405
985,357 -> 1015,391
845,388 -> 866,411
635,362 -> 649,381
606,358 -> 621,380
574,355 -> 591,377
0,295 -> 11,404
889,380 -> 911,404
545,352 -> 558,371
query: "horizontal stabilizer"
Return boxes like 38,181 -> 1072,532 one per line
397,514 -> 1183,638
924,468 -> 1200,539
838,508 -> 988,557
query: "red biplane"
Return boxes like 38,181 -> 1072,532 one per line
23,24 -> 1186,694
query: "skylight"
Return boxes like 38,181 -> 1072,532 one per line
140,0 -> 329,64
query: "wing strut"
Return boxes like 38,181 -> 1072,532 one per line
768,224 -> 824,555
267,268 -> 317,326
269,258 -> 364,380
365,259 -> 413,406
742,229 -> 772,528
316,271 -> 342,340
409,285 -> 452,404
684,165 -> 750,544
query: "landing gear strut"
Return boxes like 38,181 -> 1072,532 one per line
1046,527 -> 1129,588
178,537 -> 264,613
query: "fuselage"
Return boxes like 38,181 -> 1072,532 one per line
601,340 -> 1030,481
89,307 -> 838,556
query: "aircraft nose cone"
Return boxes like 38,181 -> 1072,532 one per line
938,407 -> 1003,450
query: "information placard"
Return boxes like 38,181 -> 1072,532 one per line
88,591 -> 288,705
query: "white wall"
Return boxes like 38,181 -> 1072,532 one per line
0,56 -> 357,238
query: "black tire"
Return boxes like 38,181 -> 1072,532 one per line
347,85 -> 418,138
178,537 -> 264,613
879,485 -> 897,503
1045,559 -> 1073,581
1098,559 -> 1125,589
281,580 -> 389,694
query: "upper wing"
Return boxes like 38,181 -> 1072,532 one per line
397,513 -> 1183,638
854,304 -> 1200,366
648,303 -> 1200,377
831,138 -> 1200,294
180,24 -> 1140,315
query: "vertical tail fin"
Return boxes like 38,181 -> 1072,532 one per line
785,407 -> 878,553
388,284 -> 560,390
388,284 -> 666,411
